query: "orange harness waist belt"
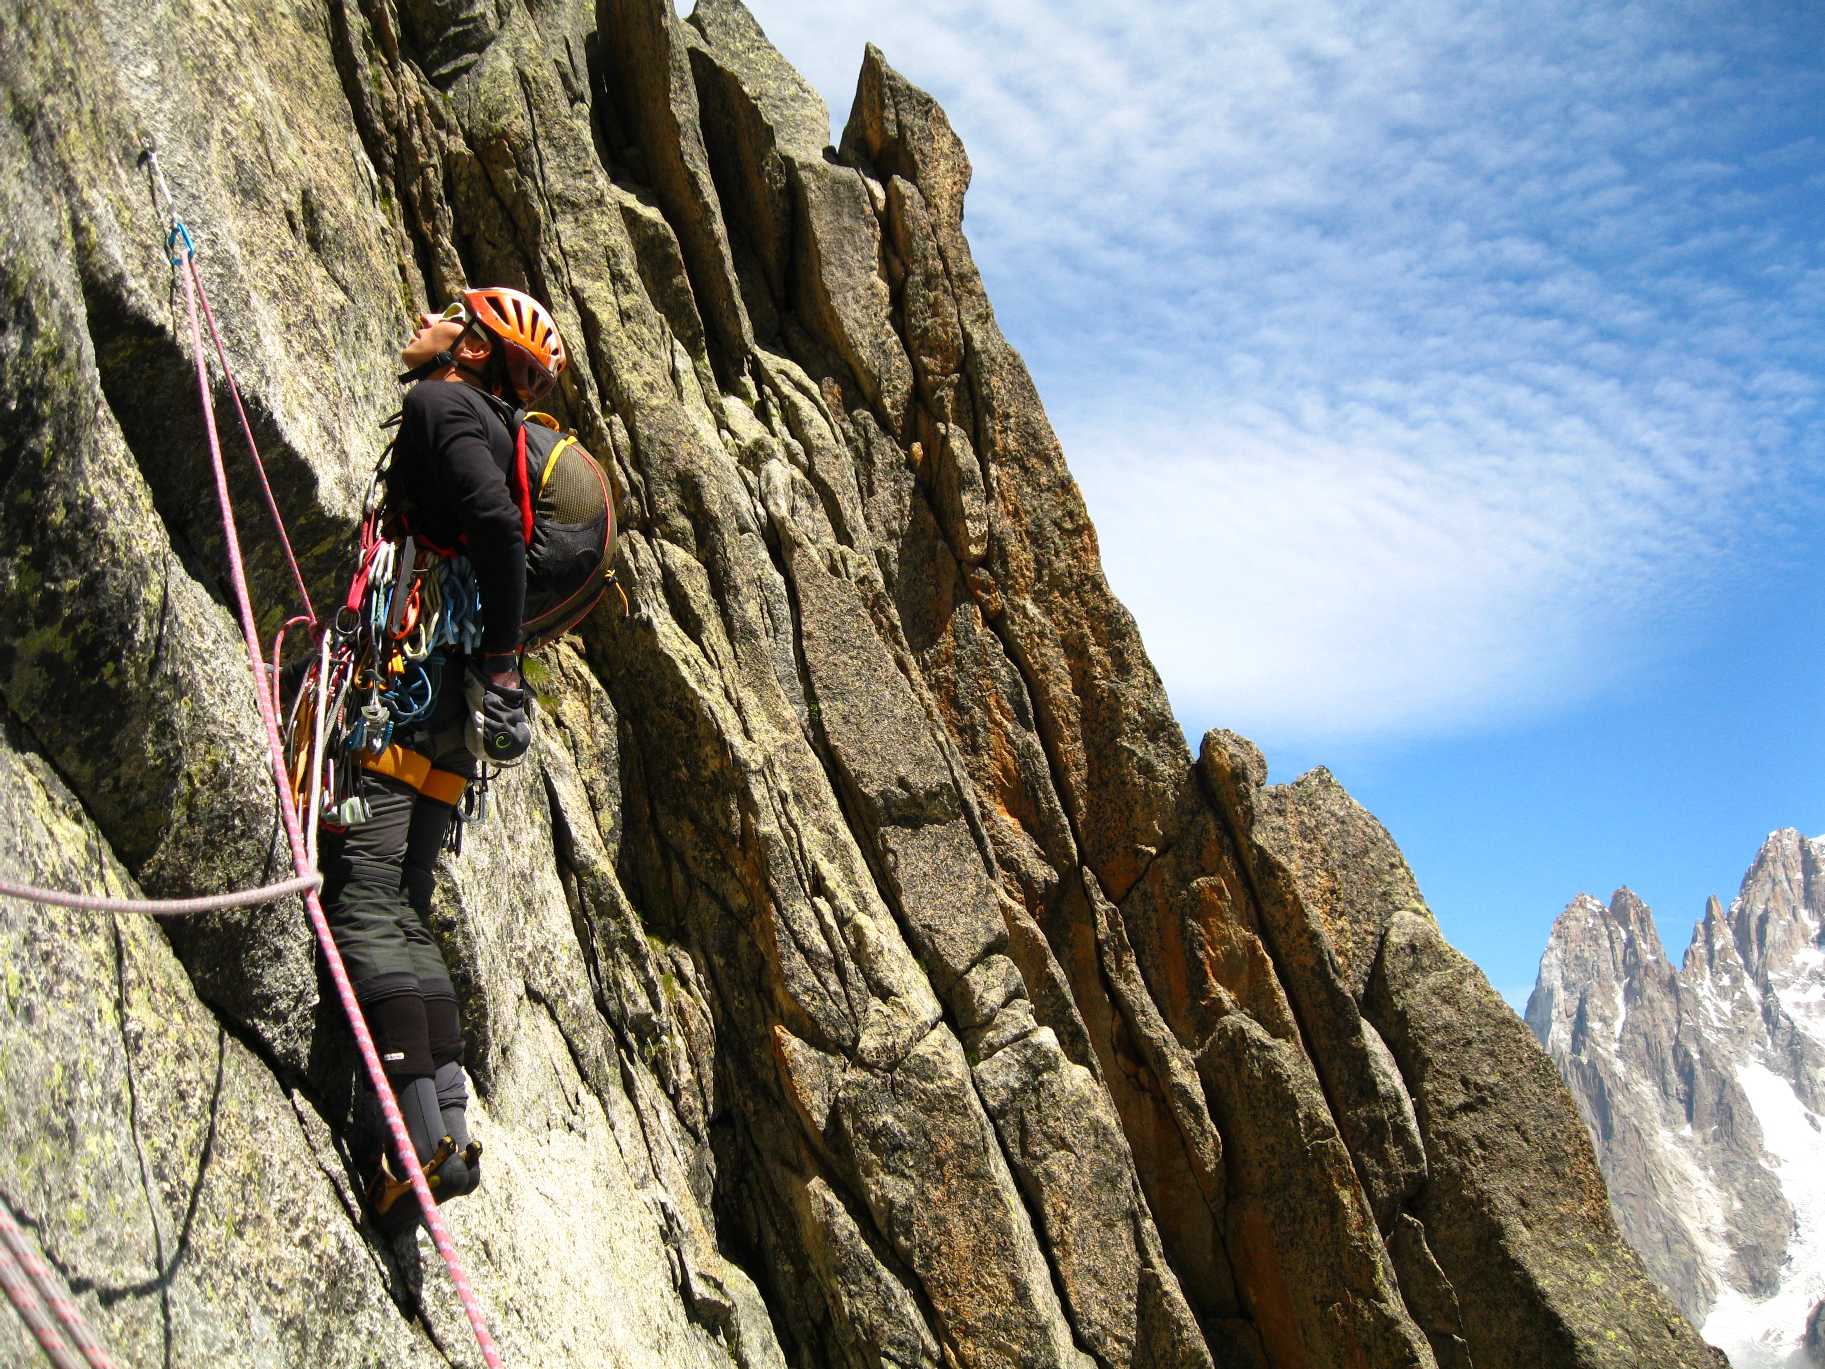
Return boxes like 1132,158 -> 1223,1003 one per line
361,744 -> 470,806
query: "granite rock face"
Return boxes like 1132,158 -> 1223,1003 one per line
1528,831 -> 1825,1369
1,0 -> 1720,1364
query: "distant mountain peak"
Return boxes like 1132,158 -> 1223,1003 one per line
1530,832 -> 1825,1368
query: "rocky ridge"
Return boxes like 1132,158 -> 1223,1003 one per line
1527,830 -> 1825,1368
1,0 -> 1720,1365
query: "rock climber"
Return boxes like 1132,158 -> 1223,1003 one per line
319,285 -> 567,1230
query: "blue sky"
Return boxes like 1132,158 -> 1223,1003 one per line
739,0 -> 1825,1007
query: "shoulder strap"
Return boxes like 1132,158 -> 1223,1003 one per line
479,396 -> 537,549
538,435 -> 578,496
512,420 -> 534,547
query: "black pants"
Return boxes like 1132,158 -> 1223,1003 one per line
320,697 -> 476,1082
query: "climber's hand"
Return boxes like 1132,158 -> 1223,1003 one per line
464,665 -> 530,765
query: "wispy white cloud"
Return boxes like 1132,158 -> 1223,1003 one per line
739,0 -> 1825,746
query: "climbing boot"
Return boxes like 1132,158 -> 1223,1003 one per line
366,1134 -> 483,1230
366,1134 -> 457,1232
429,1059 -> 481,1198
432,1139 -> 482,1202
360,1074 -> 447,1231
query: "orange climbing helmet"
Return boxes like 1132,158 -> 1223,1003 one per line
462,286 -> 567,404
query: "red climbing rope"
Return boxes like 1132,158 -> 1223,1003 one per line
0,872 -> 321,917
188,249 -> 316,632
170,224 -> 503,1364
0,1201 -> 113,1369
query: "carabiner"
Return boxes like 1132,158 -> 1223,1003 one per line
167,221 -> 197,265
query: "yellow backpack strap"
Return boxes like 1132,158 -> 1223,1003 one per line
538,435 -> 578,495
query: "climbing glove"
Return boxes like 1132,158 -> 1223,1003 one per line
464,666 -> 530,765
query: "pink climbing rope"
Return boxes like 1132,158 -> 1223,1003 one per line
270,612 -> 315,718
0,1202 -> 113,1369
173,242 -> 504,1366
0,1233 -> 78,1369
0,873 -> 322,917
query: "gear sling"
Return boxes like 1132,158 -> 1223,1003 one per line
295,406 -> 618,830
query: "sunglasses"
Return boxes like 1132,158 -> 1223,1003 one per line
416,301 -> 468,333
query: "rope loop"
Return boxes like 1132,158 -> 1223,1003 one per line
0,872 -> 322,917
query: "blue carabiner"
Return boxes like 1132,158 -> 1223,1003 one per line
167,221 -> 197,266
383,660 -> 436,724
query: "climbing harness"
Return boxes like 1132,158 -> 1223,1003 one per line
283,442 -> 495,838
282,391 -> 623,841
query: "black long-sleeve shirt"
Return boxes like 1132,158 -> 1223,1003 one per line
387,380 -> 524,655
